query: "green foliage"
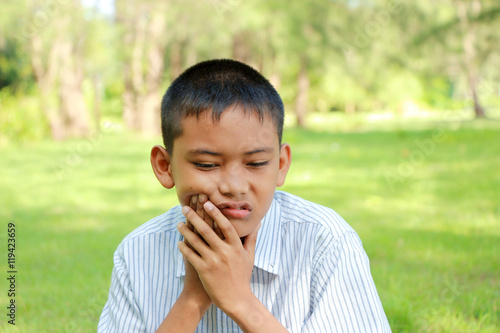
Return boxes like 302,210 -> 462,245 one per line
420,77 -> 456,109
0,39 -> 33,90
0,115 -> 499,332
1,0 -> 500,141
0,87 -> 48,145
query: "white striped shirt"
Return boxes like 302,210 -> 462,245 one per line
98,191 -> 391,332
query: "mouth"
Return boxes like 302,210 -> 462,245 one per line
217,202 -> 252,219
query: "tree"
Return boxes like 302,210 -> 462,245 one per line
20,0 -> 91,139
410,0 -> 500,117
115,0 -> 170,134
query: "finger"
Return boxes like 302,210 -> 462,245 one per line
197,194 -> 207,225
203,201 -> 240,244
177,222 -> 211,257
213,222 -> 224,240
183,196 -> 198,251
177,240 -> 203,269
190,195 -> 197,210
182,206 -> 222,249
194,194 -> 210,246
187,196 -> 197,231
198,194 -> 216,230
190,195 -> 206,242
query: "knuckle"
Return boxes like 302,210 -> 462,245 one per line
196,223 -> 212,236
218,223 -> 231,232
209,209 -> 220,219
186,209 -> 196,219
178,223 -> 187,232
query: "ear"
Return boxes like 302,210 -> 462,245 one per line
276,143 -> 291,187
151,145 -> 175,189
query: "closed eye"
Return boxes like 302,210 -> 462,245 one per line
193,163 -> 218,169
247,161 -> 269,167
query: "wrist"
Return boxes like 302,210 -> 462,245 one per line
178,289 -> 212,318
156,291 -> 211,333
225,294 -> 263,329
223,293 -> 289,333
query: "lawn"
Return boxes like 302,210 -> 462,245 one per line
1,113 -> 499,332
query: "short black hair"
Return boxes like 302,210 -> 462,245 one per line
160,59 -> 284,154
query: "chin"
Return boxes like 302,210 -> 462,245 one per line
233,228 -> 251,238
231,222 -> 258,239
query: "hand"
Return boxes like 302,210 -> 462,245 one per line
179,194 -> 213,312
156,194 -> 221,333
177,201 -> 261,313
185,194 -> 213,249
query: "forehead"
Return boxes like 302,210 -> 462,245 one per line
174,107 -> 279,153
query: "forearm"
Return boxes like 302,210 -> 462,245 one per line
226,294 -> 289,333
155,292 -> 211,333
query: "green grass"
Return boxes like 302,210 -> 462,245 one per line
1,115 -> 499,332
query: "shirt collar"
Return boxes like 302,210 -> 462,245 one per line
253,197 -> 281,275
176,196 -> 282,277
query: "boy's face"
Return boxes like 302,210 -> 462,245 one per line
151,106 -> 291,238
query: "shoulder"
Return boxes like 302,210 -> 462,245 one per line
272,191 -> 365,272
274,190 -> 357,240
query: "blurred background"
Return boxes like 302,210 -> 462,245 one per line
0,0 -> 499,332
1,0 -> 500,139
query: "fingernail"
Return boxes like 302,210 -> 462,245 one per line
182,206 -> 189,214
177,222 -> 184,230
191,196 -> 197,204
204,201 -> 214,211
198,194 -> 207,203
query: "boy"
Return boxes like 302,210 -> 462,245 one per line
98,59 -> 391,332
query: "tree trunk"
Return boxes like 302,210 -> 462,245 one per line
170,41 -> 183,80
30,35 -> 66,140
267,50 -> 281,91
92,74 -> 102,131
122,2 -> 147,131
470,80 -> 486,118
185,44 -> 197,68
141,12 -> 166,135
30,5 -> 89,139
456,0 -> 486,118
232,32 -> 252,65
58,37 -> 89,137
345,102 -> 356,115
295,58 -> 309,128
119,1 -> 166,134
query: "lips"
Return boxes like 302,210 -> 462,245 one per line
217,202 -> 252,219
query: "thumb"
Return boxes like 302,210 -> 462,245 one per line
243,222 -> 261,254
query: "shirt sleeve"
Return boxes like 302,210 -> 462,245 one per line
301,231 -> 391,333
98,243 -> 147,333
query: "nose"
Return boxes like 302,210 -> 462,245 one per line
218,164 -> 249,197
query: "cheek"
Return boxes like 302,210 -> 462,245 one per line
175,171 -> 218,205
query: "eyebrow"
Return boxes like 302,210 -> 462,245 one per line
187,147 -> 274,156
